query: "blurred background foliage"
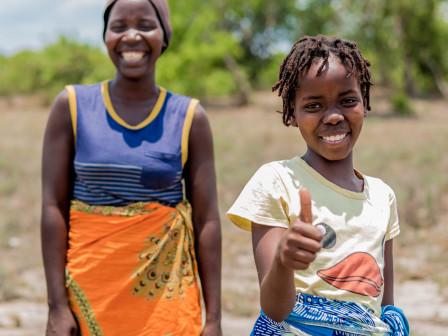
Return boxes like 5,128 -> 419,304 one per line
0,0 -> 447,112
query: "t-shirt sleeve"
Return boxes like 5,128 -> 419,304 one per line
226,164 -> 290,231
385,188 -> 400,240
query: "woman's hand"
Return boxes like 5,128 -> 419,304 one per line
46,305 -> 79,336
276,188 -> 322,270
201,320 -> 222,336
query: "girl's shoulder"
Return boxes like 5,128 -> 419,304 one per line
363,174 -> 397,202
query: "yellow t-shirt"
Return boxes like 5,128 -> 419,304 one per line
227,157 -> 400,316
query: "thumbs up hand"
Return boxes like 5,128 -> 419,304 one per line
275,188 -> 323,270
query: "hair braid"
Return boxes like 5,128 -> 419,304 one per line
273,35 -> 372,126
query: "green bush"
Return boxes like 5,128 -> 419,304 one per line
391,92 -> 415,116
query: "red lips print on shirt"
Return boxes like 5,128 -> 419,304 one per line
317,252 -> 383,297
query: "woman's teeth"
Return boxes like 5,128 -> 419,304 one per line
122,52 -> 145,62
322,133 -> 348,143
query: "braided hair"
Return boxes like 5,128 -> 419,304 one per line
273,35 -> 372,126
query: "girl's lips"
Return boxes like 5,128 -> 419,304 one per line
317,252 -> 383,297
319,132 -> 350,144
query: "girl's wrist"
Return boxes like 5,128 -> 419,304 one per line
272,252 -> 294,276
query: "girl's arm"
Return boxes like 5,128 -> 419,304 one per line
41,90 -> 78,335
185,104 -> 222,335
252,189 -> 322,322
252,224 -> 296,321
381,239 -> 394,306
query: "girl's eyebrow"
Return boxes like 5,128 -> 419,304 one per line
302,95 -> 324,100
339,89 -> 357,96
302,89 -> 358,101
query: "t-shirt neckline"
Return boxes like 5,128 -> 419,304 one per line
296,157 -> 368,200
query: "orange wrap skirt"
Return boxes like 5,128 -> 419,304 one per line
66,201 -> 203,336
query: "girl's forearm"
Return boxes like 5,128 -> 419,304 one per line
41,206 -> 70,308
260,256 -> 296,322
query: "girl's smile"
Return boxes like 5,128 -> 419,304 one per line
294,54 -> 365,162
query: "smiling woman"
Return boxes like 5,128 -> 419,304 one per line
40,1 -> 222,335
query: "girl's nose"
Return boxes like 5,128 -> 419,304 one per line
323,108 -> 344,125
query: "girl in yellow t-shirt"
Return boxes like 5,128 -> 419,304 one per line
228,35 -> 409,336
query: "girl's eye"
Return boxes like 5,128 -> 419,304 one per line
341,98 -> 359,107
304,103 -> 322,112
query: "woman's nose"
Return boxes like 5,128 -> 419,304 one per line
123,28 -> 142,41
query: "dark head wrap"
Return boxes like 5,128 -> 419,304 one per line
103,0 -> 172,52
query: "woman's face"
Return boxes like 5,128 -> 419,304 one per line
293,54 -> 365,162
105,0 -> 164,79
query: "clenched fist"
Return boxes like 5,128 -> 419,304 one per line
276,188 -> 323,270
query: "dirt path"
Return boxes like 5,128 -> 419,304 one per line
1,280 -> 447,335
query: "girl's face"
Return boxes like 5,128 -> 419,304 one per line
293,54 -> 365,162
105,0 -> 164,79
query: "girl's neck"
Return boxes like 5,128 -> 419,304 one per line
110,73 -> 158,101
302,149 -> 363,193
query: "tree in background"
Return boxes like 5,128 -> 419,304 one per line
157,0 -> 244,103
0,37 -> 114,103
0,0 -> 447,112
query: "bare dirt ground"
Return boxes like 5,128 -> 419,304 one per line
0,92 -> 447,335
0,279 -> 448,335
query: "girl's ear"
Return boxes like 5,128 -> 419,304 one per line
289,102 -> 298,127
290,114 -> 298,127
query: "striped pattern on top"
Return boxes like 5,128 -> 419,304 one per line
66,82 -> 196,207
73,161 -> 183,206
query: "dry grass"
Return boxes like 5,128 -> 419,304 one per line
0,92 -> 447,330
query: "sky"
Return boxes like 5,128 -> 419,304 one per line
0,0 -> 105,55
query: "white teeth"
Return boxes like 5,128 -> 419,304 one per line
322,133 -> 347,143
122,52 -> 145,62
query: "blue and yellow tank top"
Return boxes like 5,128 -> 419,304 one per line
66,81 -> 198,207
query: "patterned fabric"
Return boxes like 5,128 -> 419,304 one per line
67,81 -> 198,207
251,294 -> 409,336
66,200 -> 202,335
227,157 -> 400,315
381,306 -> 410,336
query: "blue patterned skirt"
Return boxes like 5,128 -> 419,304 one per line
251,294 -> 409,336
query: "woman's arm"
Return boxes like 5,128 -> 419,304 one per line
185,104 -> 222,335
41,90 -> 78,335
381,239 -> 394,306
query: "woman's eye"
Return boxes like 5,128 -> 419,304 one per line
138,25 -> 156,31
110,25 -> 127,32
138,21 -> 157,31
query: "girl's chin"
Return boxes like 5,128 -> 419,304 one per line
309,148 -> 353,162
